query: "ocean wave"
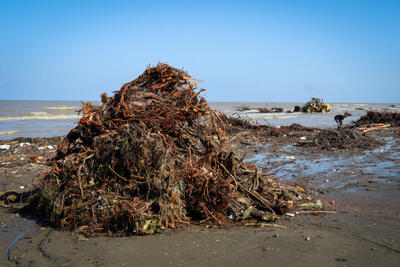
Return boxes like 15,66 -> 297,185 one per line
0,114 -> 80,121
243,109 -> 261,113
0,130 -> 21,135
334,104 -> 349,107
44,106 -> 80,110
30,112 -> 48,116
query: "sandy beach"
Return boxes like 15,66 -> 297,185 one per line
0,124 -> 399,266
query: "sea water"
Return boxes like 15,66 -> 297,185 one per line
0,100 -> 399,139
0,100 -> 84,139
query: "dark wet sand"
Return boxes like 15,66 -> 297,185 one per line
0,130 -> 399,266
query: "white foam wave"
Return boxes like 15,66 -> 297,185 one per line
243,109 -> 261,113
0,130 -> 21,135
30,112 -> 47,116
44,106 -> 79,110
334,104 -> 349,107
0,114 -> 80,121
246,114 -> 298,119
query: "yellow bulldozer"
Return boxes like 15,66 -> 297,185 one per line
295,98 -> 331,113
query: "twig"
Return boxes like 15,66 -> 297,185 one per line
362,236 -> 400,254
108,165 -> 129,182
245,222 -> 287,229
296,210 -> 336,214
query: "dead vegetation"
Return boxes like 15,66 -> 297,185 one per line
297,128 -> 381,150
220,114 -> 315,139
355,111 -> 400,127
29,63 -> 305,236
298,111 -> 400,150
220,114 -> 380,151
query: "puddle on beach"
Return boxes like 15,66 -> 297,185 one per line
0,213 -> 41,244
245,137 -> 400,192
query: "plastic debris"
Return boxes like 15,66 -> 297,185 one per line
299,200 -> 324,209
0,144 -> 10,150
19,142 -> 31,147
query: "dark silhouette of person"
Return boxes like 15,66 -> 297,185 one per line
334,113 -> 350,128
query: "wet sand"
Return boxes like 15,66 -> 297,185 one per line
0,129 -> 399,266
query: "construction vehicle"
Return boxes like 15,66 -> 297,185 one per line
297,97 -> 331,113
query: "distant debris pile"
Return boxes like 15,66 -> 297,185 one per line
236,105 -> 252,112
257,107 -> 283,113
355,111 -> 400,127
343,111 -> 352,117
297,128 -> 381,150
220,114 -> 314,137
30,63 -> 301,235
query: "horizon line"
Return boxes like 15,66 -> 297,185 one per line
0,99 -> 399,104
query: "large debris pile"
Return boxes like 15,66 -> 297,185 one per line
30,64 -> 298,235
355,111 -> 400,127
297,128 -> 381,150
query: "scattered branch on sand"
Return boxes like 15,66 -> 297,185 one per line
245,222 -> 287,229
296,210 -> 336,215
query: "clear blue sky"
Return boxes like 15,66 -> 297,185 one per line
0,0 -> 399,102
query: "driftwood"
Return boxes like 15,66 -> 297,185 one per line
358,123 -> 391,133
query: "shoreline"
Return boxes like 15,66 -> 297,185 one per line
1,101 -> 399,141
